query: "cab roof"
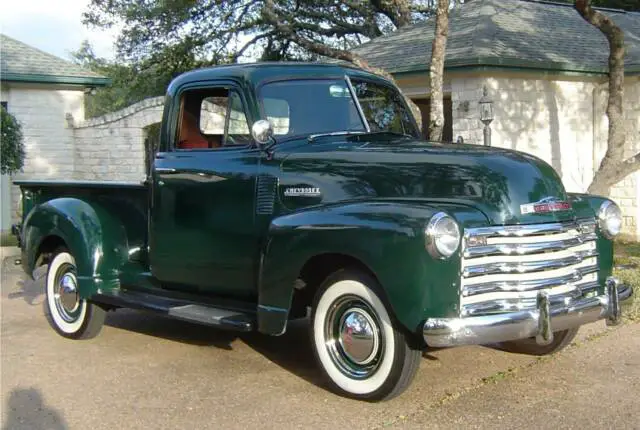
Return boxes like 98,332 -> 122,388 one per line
166,62 -> 391,95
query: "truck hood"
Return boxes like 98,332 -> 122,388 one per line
279,138 -> 574,225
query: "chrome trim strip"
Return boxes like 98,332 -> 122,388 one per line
423,277 -> 632,347
465,219 -> 596,238
461,265 -> 599,297
344,75 -> 370,132
464,237 -> 586,258
463,251 -> 598,277
461,288 -> 584,316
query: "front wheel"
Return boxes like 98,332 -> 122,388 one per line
495,327 -> 579,356
310,269 -> 421,401
45,249 -> 106,339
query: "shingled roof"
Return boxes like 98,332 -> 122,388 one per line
354,0 -> 640,76
1,34 -> 110,86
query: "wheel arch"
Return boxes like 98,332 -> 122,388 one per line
291,252 -> 383,316
34,235 -> 68,268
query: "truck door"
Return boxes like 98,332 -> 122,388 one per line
150,84 -> 260,299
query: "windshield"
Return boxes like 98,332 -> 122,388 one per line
259,78 -> 419,140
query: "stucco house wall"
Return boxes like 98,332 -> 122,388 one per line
0,33 -> 110,230
442,73 -> 640,238
1,82 -> 86,226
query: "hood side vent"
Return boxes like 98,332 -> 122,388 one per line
256,174 -> 278,215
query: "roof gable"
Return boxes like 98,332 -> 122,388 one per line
1,34 -> 110,86
354,0 -> 640,75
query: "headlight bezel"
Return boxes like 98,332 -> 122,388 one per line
597,200 -> 622,239
425,212 -> 461,259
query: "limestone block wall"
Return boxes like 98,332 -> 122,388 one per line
71,97 -> 165,182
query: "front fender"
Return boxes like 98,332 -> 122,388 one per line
257,201 -> 487,335
22,198 -> 129,297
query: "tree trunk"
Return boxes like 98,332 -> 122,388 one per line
575,0 -> 639,196
428,0 -> 449,141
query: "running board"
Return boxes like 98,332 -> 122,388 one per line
92,290 -> 254,332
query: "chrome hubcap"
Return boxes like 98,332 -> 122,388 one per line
338,309 -> 379,365
53,266 -> 80,321
325,296 -> 383,379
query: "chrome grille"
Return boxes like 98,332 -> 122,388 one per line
460,219 -> 599,317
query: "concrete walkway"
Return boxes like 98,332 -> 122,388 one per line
1,253 -> 639,429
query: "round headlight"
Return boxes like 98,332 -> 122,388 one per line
598,200 -> 622,239
425,212 -> 461,259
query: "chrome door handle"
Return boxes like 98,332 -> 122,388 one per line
155,168 -> 178,174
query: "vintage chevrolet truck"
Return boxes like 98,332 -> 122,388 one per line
13,63 -> 633,401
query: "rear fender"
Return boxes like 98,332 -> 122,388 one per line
22,198 -> 129,297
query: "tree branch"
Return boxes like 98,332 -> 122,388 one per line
262,0 -> 423,129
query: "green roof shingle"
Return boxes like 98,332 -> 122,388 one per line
1,34 -> 110,86
353,0 -> 640,75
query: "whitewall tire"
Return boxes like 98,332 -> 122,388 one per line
45,249 -> 106,339
310,269 -> 421,401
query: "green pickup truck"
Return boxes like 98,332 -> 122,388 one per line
13,63 -> 633,401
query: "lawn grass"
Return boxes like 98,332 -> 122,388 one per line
614,239 -> 640,322
0,231 -> 18,247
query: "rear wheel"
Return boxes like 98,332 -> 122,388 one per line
496,328 -> 579,356
45,248 -> 106,339
310,269 -> 421,401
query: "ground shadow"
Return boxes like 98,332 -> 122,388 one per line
2,387 -> 68,430
3,259 -> 46,306
104,311 -> 329,390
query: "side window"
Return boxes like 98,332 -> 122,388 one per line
176,88 -> 251,150
351,80 -> 417,136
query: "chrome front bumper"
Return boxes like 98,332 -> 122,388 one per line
423,277 -> 633,348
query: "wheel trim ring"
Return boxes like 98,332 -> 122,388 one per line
53,263 -> 81,323
324,295 -> 384,380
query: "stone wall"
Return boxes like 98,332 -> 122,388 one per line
71,97 -> 165,182
448,73 -> 639,238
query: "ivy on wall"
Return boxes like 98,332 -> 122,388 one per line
1,106 -> 25,175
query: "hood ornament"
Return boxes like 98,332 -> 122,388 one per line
520,197 -> 571,215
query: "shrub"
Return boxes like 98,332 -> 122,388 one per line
1,107 -> 25,175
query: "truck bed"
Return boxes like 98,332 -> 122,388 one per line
15,179 -> 149,265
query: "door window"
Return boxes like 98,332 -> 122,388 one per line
176,88 -> 250,150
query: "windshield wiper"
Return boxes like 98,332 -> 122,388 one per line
307,130 -> 366,142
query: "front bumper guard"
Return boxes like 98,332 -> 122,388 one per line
423,277 -> 633,348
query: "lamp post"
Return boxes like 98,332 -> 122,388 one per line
479,86 -> 493,146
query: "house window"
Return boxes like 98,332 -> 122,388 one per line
413,97 -> 453,142
1,102 -> 7,110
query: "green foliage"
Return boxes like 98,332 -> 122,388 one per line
614,239 -> 640,322
557,0 -> 640,11
72,41 -> 188,118
1,107 -> 25,175
592,0 -> 640,10
77,1 -> 445,116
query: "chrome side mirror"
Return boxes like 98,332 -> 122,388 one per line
251,120 -> 274,145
